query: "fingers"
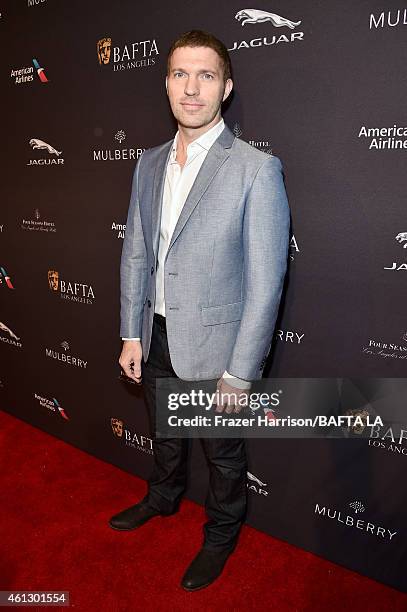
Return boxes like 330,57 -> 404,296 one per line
119,341 -> 143,382
215,378 -> 247,414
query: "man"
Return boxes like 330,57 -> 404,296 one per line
109,30 -> 290,591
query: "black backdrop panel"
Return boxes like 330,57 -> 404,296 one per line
1,0 -> 407,593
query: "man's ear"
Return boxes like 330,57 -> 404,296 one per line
165,75 -> 168,94
222,78 -> 233,102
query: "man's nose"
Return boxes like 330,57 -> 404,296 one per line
184,77 -> 199,96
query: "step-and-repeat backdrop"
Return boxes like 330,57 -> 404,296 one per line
1,0 -> 406,593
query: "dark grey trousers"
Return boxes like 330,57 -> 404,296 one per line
141,313 -> 248,552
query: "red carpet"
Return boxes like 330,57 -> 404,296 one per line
1,409 -> 406,611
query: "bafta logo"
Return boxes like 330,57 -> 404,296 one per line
48,270 -> 59,291
111,418 -> 124,438
97,37 -> 112,65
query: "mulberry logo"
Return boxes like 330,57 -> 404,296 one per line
115,130 -> 126,144
349,500 -> 365,514
229,8 -> 304,51
93,129 -> 144,162
235,9 -> 301,29
314,500 -> 397,541
28,139 -> 64,166
0,267 -> 14,289
45,339 -> 88,369
370,9 -> 407,29
97,37 -> 112,65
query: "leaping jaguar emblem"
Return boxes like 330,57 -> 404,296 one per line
29,138 -> 62,156
247,471 -> 267,487
395,232 -> 407,248
0,321 -> 20,340
235,9 -> 301,29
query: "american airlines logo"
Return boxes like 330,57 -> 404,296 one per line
229,8 -> 304,52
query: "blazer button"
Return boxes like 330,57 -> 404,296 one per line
147,300 -> 151,308
151,266 -> 154,275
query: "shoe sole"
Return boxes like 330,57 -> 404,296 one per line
107,511 -> 176,531
181,580 -> 216,592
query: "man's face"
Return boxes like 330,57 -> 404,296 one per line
166,46 -> 233,130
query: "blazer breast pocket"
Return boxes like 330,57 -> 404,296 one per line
201,300 -> 243,326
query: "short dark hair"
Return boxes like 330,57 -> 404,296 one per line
167,30 -> 232,82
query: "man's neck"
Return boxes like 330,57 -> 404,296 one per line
176,116 -> 223,162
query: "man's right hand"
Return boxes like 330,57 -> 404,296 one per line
119,340 -> 143,382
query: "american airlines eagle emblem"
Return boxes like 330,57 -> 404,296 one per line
235,9 -> 301,29
29,138 -> 62,156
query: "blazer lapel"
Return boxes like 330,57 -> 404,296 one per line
151,141 -> 172,258
166,124 -> 235,257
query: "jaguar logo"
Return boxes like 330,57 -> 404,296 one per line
395,232 -> 407,248
247,471 -> 267,487
29,138 -> 62,156
235,9 -> 301,29
0,321 -> 19,340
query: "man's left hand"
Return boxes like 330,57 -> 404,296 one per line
214,376 -> 249,414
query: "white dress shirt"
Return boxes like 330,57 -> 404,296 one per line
123,118 -> 251,389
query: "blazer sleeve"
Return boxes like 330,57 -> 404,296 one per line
119,153 -> 148,338
226,155 -> 290,381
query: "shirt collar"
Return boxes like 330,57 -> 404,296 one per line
170,118 -> 225,163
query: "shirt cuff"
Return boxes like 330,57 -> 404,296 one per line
222,370 -> 252,390
122,338 -> 140,341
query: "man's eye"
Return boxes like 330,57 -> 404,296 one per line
174,72 -> 184,78
202,73 -> 214,80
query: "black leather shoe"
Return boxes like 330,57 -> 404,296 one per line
109,501 -> 162,531
181,547 -> 232,591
